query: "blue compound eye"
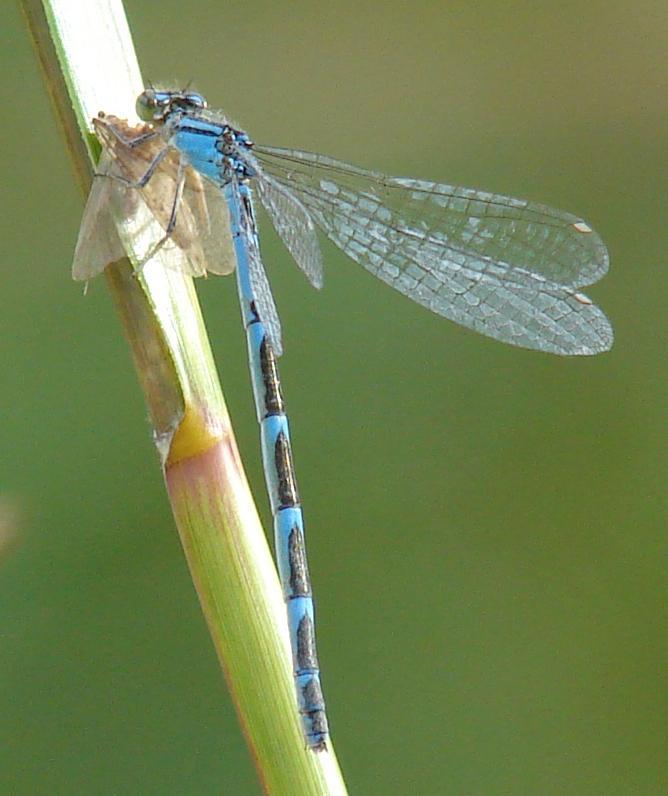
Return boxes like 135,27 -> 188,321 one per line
182,92 -> 207,110
136,89 -> 165,121
136,89 -> 208,122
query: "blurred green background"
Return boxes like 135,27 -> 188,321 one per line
2,1 -> 667,793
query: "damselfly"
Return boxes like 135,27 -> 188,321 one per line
73,89 -> 613,751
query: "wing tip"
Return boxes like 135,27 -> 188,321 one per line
560,314 -> 614,357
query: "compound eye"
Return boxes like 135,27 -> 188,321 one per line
184,91 -> 207,110
136,89 -> 159,121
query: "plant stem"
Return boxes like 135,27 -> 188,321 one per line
20,0 -> 347,791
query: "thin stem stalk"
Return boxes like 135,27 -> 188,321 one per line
20,0 -> 347,792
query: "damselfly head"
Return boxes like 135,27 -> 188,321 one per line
136,89 -> 208,123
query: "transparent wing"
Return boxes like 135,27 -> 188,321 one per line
72,149 -> 206,279
231,181 -> 284,355
254,145 -> 613,355
72,150 -> 128,280
256,173 -> 324,289
248,241 -> 284,356
86,115 -> 236,278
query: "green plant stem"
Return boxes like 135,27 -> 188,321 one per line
20,0 -> 348,792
